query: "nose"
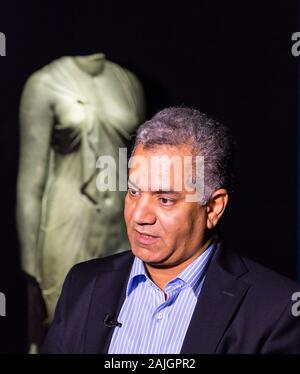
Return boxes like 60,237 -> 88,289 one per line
132,194 -> 156,226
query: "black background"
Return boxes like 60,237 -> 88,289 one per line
0,1 -> 298,353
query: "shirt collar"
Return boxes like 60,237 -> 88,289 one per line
126,255 -> 148,296
174,241 -> 215,297
127,240 -> 216,297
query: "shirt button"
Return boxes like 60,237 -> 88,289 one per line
157,312 -> 163,320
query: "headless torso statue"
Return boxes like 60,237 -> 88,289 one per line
17,54 -> 145,349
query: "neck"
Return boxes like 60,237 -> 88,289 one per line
73,53 -> 106,76
145,237 -> 213,293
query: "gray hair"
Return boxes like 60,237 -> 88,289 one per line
131,107 -> 234,204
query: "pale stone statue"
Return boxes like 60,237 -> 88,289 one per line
17,54 -> 145,345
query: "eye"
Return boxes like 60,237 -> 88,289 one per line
128,188 -> 139,197
159,197 -> 175,206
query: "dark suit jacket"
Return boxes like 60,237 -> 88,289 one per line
41,242 -> 300,353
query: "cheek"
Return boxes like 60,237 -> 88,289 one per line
124,195 -> 133,225
159,210 -> 188,237
160,206 -> 204,241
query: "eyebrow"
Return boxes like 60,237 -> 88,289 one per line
127,179 -> 181,195
153,190 -> 181,195
127,179 -> 139,190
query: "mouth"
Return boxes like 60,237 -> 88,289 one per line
134,229 -> 160,246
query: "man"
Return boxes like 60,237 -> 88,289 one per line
42,107 -> 300,353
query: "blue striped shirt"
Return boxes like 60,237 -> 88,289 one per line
108,242 -> 215,354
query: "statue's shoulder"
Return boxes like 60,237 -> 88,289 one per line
105,60 -> 141,87
23,56 -> 75,95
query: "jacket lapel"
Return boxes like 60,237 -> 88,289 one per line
181,243 -> 250,353
83,252 -> 134,353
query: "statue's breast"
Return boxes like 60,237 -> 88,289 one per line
51,96 -> 97,154
48,61 -> 139,155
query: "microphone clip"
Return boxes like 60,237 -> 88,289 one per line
104,313 -> 122,328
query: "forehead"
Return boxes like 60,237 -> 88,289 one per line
128,144 -> 195,192
132,143 -> 193,159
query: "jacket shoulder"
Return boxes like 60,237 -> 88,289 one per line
242,256 -> 299,287
239,255 -> 300,304
71,250 -> 133,275
65,250 -> 133,289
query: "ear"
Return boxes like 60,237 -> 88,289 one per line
206,188 -> 229,229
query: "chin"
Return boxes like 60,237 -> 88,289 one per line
131,244 -> 171,266
131,244 -> 159,263
131,244 -> 153,259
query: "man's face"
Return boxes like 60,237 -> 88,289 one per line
124,144 -> 209,267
